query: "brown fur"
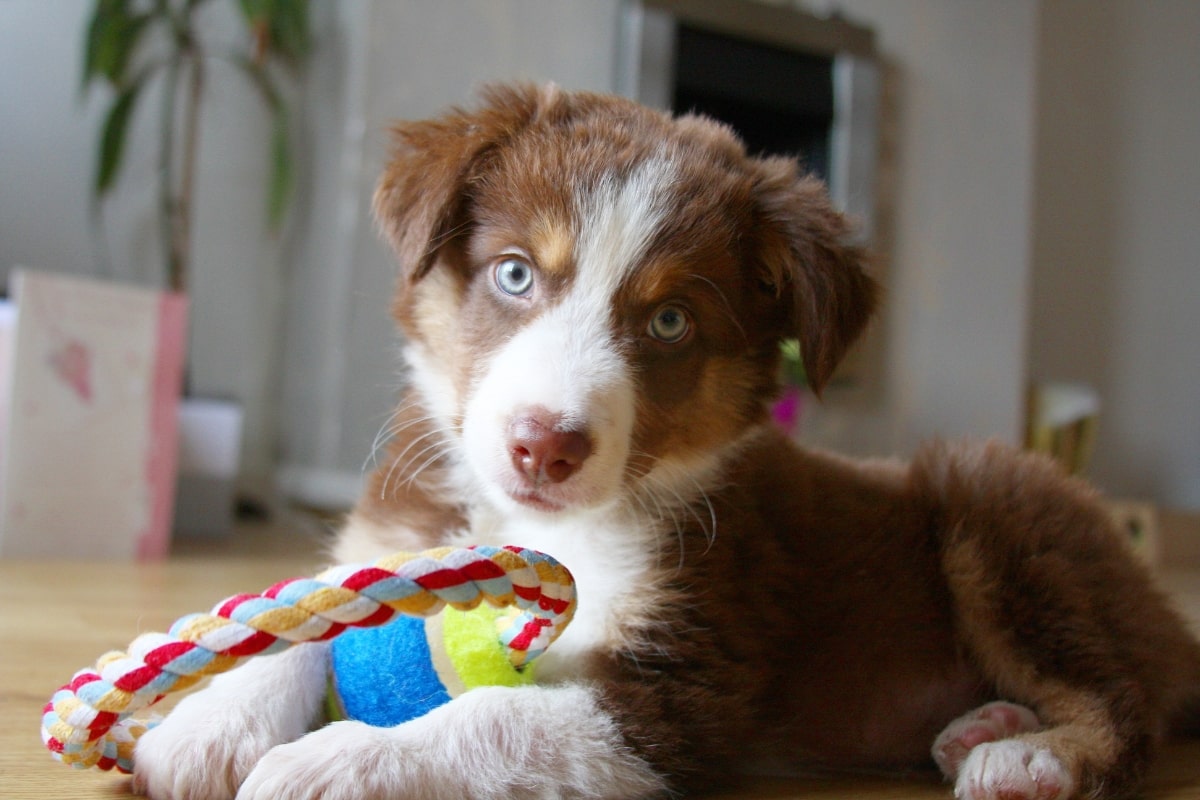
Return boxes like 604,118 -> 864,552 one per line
351,84 -> 1200,798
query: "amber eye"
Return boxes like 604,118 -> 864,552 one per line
494,257 -> 534,296
647,305 -> 690,343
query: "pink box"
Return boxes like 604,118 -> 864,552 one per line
0,270 -> 188,560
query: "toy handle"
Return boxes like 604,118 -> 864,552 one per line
41,545 -> 575,773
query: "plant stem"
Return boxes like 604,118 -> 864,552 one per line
159,48 -> 180,291
174,37 -> 205,294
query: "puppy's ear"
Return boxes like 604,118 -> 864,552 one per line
373,83 -> 560,282
752,157 -> 879,394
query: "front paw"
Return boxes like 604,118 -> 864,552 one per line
933,701 -> 1041,779
237,722 -> 409,800
239,685 -> 665,800
132,694 -> 288,800
132,643 -> 329,799
954,739 -> 1075,800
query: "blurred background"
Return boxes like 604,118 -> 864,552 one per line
0,0 -> 1196,531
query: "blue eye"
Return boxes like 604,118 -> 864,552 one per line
648,305 -> 690,343
494,257 -> 534,296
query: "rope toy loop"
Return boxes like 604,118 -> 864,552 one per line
41,545 -> 575,773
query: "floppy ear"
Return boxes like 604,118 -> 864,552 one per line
752,157 -> 879,394
373,83 -> 561,282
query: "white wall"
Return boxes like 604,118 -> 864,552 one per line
796,0 -> 1039,458
1031,0 -> 1200,509
0,3 -> 109,280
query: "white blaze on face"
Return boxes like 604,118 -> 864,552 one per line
461,157 -> 679,514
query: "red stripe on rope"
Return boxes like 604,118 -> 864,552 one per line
263,578 -> 300,599
341,567 -> 400,592
313,621 -> 348,641
68,672 -> 101,692
505,617 -> 551,651
414,568 -> 467,591
88,710 -> 119,734
112,665 -> 160,693
142,641 -> 196,670
458,559 -> 507,581
539,596 -> 572,614
513,584 -> 541,602
223,629 -> 280,657
215,594 -> 259,618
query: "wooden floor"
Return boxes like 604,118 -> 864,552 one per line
4,512 -> 1200,800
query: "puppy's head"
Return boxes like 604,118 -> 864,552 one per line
375,84 -> 876,516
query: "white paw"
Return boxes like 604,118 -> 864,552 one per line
239,685 -> 664,800
132,690 -> 291,800
132,646 -> 329,800
933,701 -> 1042,779
237,721 -> 409,800
954,739 -> 1075,800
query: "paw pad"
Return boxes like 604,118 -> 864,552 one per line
933,701 -> 1041,779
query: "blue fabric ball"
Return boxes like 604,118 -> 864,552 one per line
328,616 -> 450,726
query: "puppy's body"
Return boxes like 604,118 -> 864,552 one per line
134,85 -> 1200,800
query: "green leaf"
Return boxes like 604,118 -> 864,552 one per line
237,0 -> 310,65
95,82 -> 142,196
82,0 -> 154,89
270,0 -> 311,63
237,0 -> 266,19
225,52 -> 294,228
779,338 -> 808,388
83,0 -> 123,87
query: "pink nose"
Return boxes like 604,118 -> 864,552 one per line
507,409 -> 592,486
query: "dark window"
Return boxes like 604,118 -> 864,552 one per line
672,23 -> 835,178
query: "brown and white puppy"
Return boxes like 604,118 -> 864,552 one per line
133,84 -> 1200,800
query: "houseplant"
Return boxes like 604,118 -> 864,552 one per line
81,0 -> 310,534
83,0 -> 310,292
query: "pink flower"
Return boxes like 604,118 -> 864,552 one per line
771,385 -> 803,436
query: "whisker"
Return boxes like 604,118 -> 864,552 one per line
362,395 -> 436,462
623,453 -> 718,569
686,272 -> 750,345
363,404 -> 412,473
400,443 -> 457,494
390,427 -> 451,473
379,425 -> 457,500
622,467 -> 680,568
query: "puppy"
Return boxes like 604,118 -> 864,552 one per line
134,84 -> 1200,800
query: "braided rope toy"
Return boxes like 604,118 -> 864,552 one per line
41,545 -> 575,774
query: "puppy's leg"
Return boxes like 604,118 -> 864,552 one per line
133,642 -> 330,800
939,537 -> 1168,800
950,690 -> 1134,800
920,441 -> 1200,799
237,684 -> 665,800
